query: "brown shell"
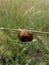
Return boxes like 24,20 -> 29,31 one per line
18,28 -> 33,42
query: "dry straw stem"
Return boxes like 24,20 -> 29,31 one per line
0,27 -> 49,35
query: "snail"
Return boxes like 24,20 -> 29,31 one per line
18,28 -> 33,42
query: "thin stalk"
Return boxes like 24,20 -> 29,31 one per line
0,27 -> 49,35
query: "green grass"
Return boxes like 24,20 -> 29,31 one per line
0,0 -> 49,65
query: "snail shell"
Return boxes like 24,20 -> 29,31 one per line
18,28 -> 33,42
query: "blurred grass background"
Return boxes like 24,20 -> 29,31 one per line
0,0 -> 49,65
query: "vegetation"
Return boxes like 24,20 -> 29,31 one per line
0,0 -> 49,65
